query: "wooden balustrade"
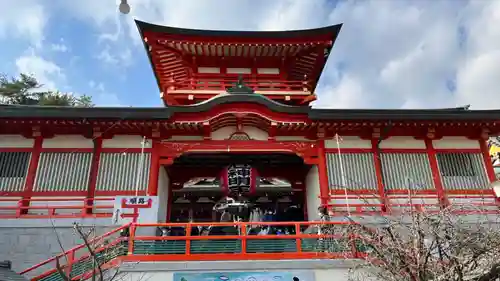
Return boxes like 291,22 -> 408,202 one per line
21,221 -> 364,281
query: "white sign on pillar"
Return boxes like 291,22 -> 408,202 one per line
112,196 -> 159,225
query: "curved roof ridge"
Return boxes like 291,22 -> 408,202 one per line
173,92 -> 307,109
168,93 -> 311,114
135,19 -> 342,39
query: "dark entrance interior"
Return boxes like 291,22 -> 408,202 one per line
165,152 -> 310,223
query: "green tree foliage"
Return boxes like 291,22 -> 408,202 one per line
0,73 -> 94,107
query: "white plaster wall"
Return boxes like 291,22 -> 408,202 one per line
211,126 -> 268,140
325,136 -> 371,149
211,126 -> 236,140
306,166 -> 321,221
42,135 -> 93,148
329,194 -> 382,213
379,136 -> 426,149
433,137 -> 480,149
0,197 -> 22,216
29,196 -> 86,215
0,135 -> 34,148
386,194 -> 441,212
93,196 -> 115,215
0,218 -> 114,276
447,194 -> 498,211
244,127 -> 268,140
102,136 -> 152,148
156,167 -> 170,223
324,136 -> 481,150
315,269 -> 350,281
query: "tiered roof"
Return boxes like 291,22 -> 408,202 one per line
135,20 -> 342,106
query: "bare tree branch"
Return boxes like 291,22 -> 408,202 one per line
332,205 -> 500,281
51,222 -> 127,281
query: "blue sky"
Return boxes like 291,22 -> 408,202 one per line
0,0 -> 499,109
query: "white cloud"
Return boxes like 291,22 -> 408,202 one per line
0,0 -> 47,47
51,43 -> 68,52
13,49 -> 122,107
96,44 -> 132,68
3,0 -> 500,109
51,38 -> 69,52
454,1 -> 500,109
15,49 -> 65,91
88,80 -> 123,106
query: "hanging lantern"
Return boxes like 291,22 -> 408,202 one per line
220,164 -> 259,196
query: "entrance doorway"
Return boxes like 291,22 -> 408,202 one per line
164,153 -> 310,223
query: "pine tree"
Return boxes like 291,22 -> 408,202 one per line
0,73 -> 93,107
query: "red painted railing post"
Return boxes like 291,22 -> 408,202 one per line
240,223 -> 247,254
127,224 -> 136,255
16,199 -> 24,217
64,250 -> 75,277
185,223 -> 192,255
81,198 -> 89,217
295,223 -> 302,253
190,78 -> 195,90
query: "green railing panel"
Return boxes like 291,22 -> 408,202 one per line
246,239 -> 297,253
39,272 -> 65,281
301,238 -> 320,252
301,238 -> 350,252
35,235 -> 365,281
133,240 -> 186,255
355,240 -> 373,253
70,258 -> 94,278
190,239 -> 241,254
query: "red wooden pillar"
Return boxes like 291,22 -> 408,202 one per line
479,139 -> 496,183
371,139 -> 387,212
317,140 -> 330,206
425,139 -> 448,207
20,136 -> 43,215
147,141 -> 160,196
85,137 -> 102,214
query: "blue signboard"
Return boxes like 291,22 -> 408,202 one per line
173,271 -> 315,281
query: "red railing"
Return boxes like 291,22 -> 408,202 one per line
0,197 -> 114,218
21,221 -> 362,281
326,195 -> 500,215
326,190 -> 500,215
0,194 -> 498,219
165,78 -> 311,92
20,223 -> 130,280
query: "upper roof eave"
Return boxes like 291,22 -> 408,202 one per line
135,19 -> 343,41
1,103 -> 500,122
0,104 -> 172,120
308,108 -> 500,121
